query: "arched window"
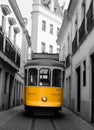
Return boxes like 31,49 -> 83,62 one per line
28,68 -> 37,86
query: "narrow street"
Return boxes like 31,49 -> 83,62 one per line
0,105 -> 94,130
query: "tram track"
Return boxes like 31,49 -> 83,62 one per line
50,118 -> 57,130
31,118 -> 35,130
30,116 -> 57,130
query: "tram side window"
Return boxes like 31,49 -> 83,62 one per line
25,69 -> 27,86
39,69 -> 51,86
28,68 -> 37,86
52,69 -> 61,87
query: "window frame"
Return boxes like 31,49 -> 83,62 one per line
49,45 -> 53,53
41,42 -> 46,53
49,24 -> 53,34
39,68 -> 51,86
52,69 -> 62,87
42,20 -> 46,31
28,68 -> 38,86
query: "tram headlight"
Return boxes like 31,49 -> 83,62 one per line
42,96 -> 47,102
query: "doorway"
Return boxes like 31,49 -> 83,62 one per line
91,54 -> 94,122
76,66 -> 81,112
8,75 -> 14,108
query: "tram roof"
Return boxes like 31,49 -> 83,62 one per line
31,53 -> 59,60
25,53 -> 65,68
25,59 -> 65,68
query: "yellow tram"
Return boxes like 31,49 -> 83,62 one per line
23,53 -> 65,111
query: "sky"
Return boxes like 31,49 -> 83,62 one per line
16,0 -> 70,34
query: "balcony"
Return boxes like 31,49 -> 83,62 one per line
5,37 -> 16,63
66,54 -> 71,68
16,52 -> 20,67
72,32 -> 78,54
87,0 -> 94,33
0,30 -> 21,69
79,18 -> 85,44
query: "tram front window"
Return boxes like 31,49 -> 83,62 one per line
39,69 -> 51,86
52,69 -> 61,87
28,68 -> 37,86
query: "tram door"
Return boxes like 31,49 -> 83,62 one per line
91,54 -> 94,122
76,66 -> 81,112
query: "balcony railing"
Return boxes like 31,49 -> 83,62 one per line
66,54 -> 71,68
5,37 -> 16,63
87,0 -> 94,32
72,31 -> 78,54
0,30 -> 21,68
16,52 -> 20,67
79,18 -> 85,44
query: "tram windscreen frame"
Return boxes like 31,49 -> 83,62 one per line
39,68 -> 51,86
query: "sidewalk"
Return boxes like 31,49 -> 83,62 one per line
59,107 -> 94,130
0,105 -> 24,127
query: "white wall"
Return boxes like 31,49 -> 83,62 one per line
31,2 -> 63,53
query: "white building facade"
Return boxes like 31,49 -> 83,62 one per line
31,0 -> 63,53
57,0 -> 94,123
0,0 -> 31,110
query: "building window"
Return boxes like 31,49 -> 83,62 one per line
41,42 -> 45,53
57,48 -> 60,53
42,20 -> 46,31
68,35 -> 70,54
57,27 -> 60,36
49,45 -> 53,53
63,45 -> 65,61
54,7 -> 57,12
50,24 -> 53,34
87,0 -> 93,32
82,0 -> 85,20
75,16 -> 78,33
4,72 -> 9,94
83,60 -> 86,86
2,16 -> 5,31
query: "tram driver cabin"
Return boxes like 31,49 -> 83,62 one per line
24,53 -> 65,111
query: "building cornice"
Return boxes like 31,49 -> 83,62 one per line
32,4 -> 63,19
1,4 -> 11,16
57,0 -> 79,45
8,0 -> 31,46
68,0 -> 79,19
8,17 -> 16,26
14,27 -> 20,34
31,10 -> 62,25
8,0 -> 25,29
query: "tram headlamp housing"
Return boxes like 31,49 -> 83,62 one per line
42,96 -> 47,102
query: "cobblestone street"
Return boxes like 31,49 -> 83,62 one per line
0,105 -> 94,130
